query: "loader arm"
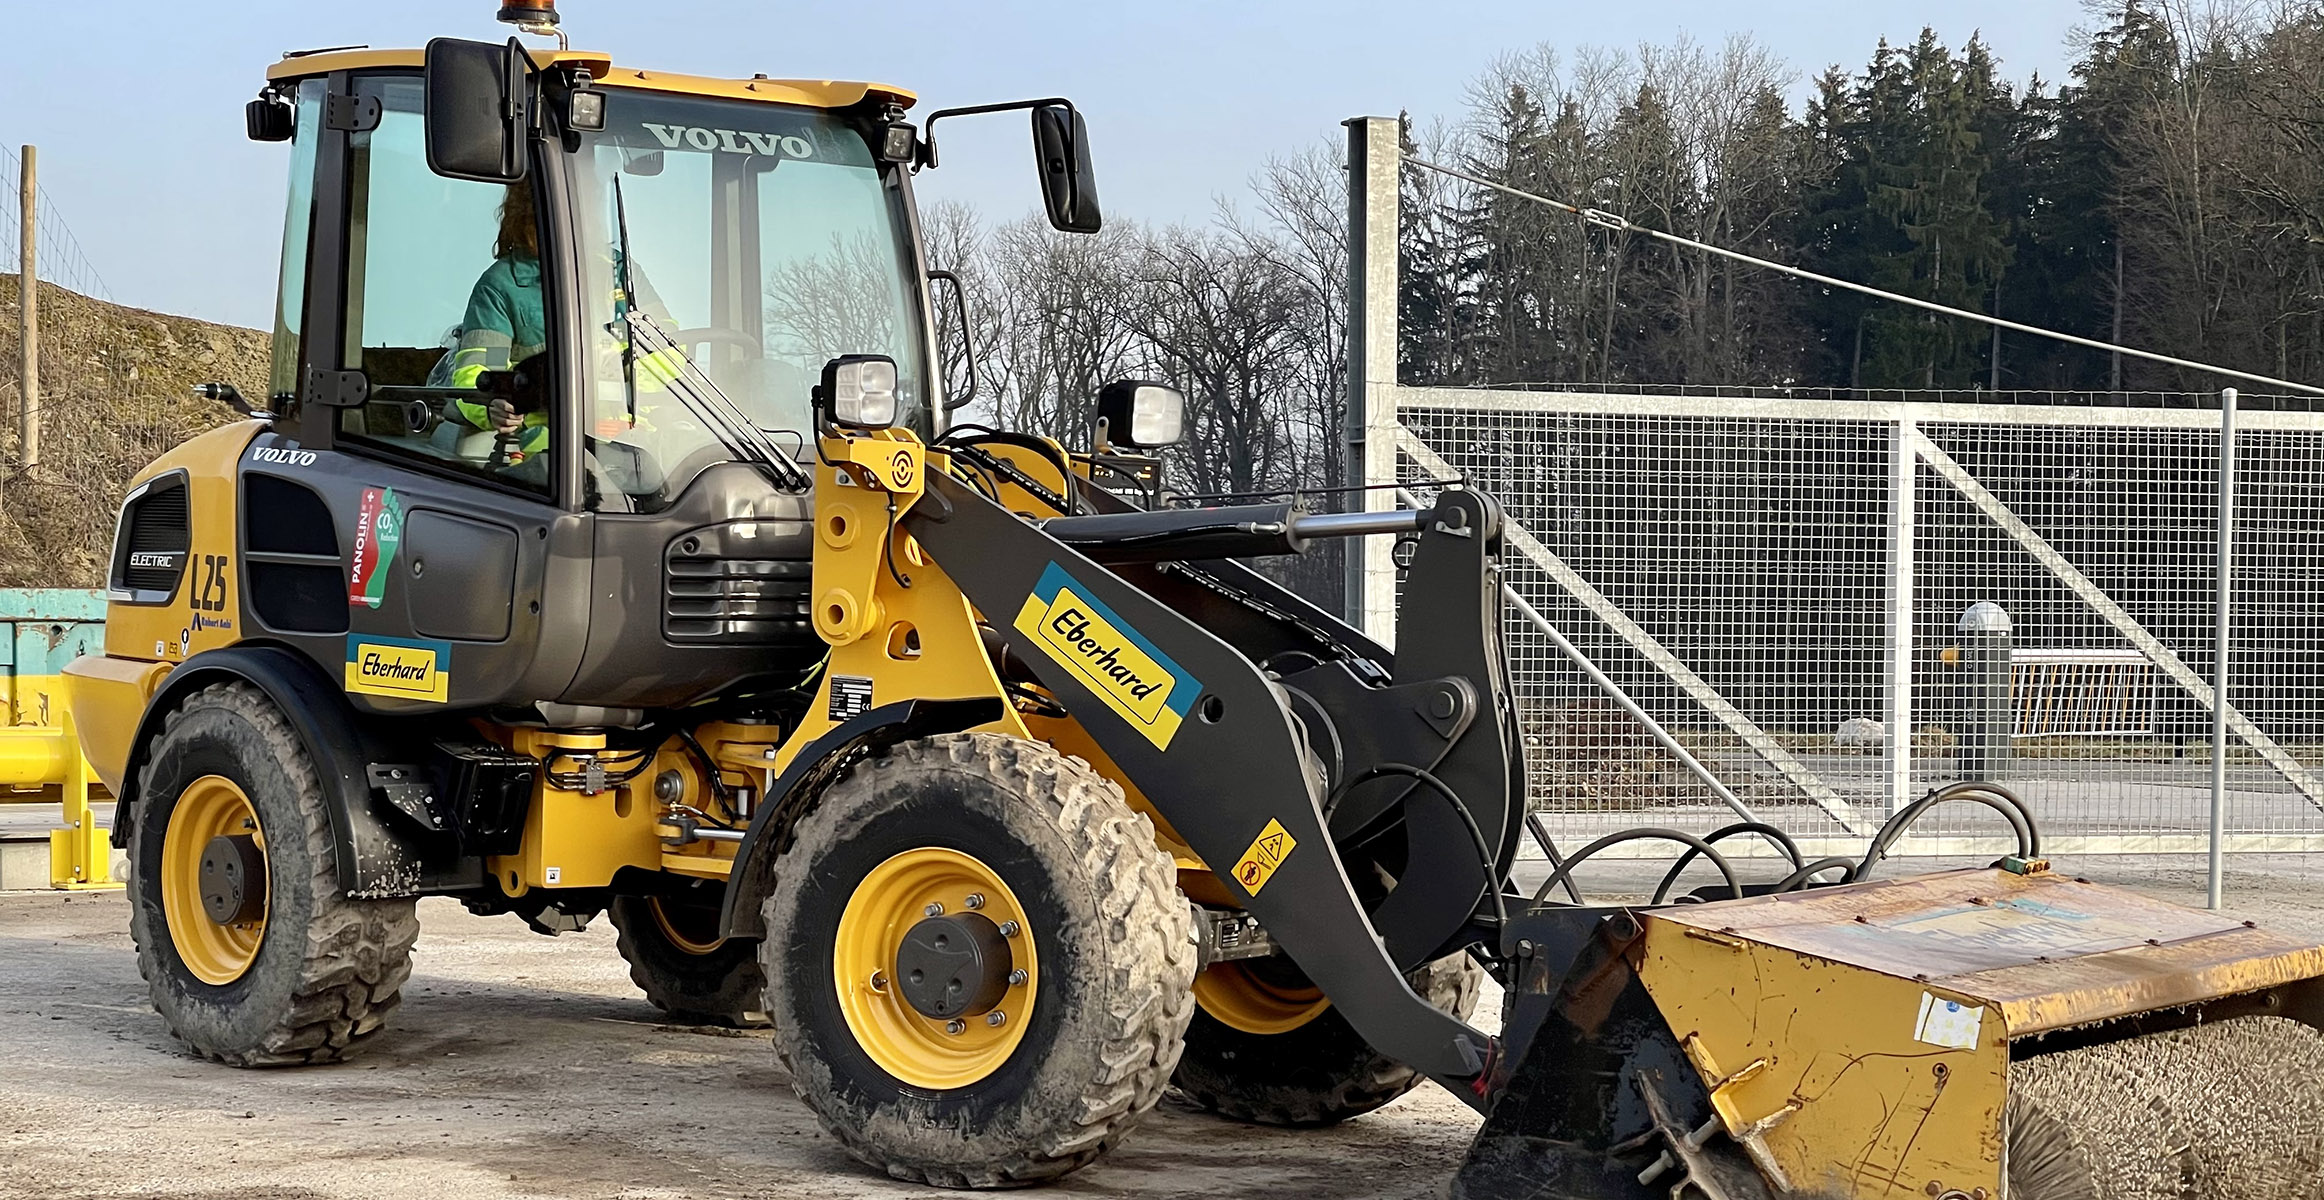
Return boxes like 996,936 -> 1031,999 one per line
904,469 -> 1498,1090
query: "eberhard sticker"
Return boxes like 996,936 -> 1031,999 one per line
1012,562 -> 1200,749
1231,818 -> 1297,897
344,634 -> 452,702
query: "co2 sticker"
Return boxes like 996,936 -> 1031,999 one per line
348,487 -> 404,609
1231,818 -> 1297,897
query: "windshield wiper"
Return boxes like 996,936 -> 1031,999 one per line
610,176 -> 811,492
626,310 -> 811,490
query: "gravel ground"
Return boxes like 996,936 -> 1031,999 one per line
4,863 -> 2320,1200
0,893 -> 1486,1200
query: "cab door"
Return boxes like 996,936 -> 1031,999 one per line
249,68 -> 589,713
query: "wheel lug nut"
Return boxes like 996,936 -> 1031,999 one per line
1008,969 -> 1027,986
998,920 -> 1020,938
964,893 -> 985,910
924,902 -> 944,916
986,1010 -> 1006,1027
945,1019 -> 966,1035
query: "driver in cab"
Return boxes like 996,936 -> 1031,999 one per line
435,179 -> 682,472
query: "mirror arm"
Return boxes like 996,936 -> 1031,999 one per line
919,96 -> 1076,170
928,270 -> 979,413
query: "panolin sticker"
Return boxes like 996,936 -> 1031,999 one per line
828,675 -> 874,721
344,633 -> 452,703
348,487 -> 405,608
1913,992 -> 1984,1050
1231,818 -> 1298,898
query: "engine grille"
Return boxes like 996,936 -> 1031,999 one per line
664,554 -> 813,644
113,474 -> 191,598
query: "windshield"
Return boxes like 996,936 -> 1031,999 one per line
574,91 -> 933,509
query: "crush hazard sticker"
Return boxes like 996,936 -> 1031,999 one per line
345,634 -> 451,703
1231,818 -> 1297,897
348,487 -> 405,608
1012,562 -> 1200,750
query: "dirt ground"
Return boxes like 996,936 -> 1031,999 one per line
5,863 -> 2322,1200
0,893 -> 1485,1200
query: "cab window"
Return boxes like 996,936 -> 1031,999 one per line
336,75 -> 555,491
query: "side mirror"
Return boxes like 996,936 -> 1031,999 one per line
245,92 -> 294,143
424,37 -> 529,183
1095,380 -> 1183,450
1032,104 -> 1101,234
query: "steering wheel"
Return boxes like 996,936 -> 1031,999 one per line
673,327 -> 761,357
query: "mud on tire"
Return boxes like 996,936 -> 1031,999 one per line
608,893 -> 766,1026
759,733 -> 1197,1187
128,682 -> 420,1065
1173,952 -> 1482,1126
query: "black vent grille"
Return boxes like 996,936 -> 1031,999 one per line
114,476 -> 191,598
664,556 -> 812,644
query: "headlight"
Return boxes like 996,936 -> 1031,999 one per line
1096,380 -> 1184,449
818,355 -> 900,429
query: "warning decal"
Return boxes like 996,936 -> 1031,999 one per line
1231,818 -> 1297,898
1912,991 -> 1984,1050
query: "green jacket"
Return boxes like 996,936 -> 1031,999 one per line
446,256 -> 550,454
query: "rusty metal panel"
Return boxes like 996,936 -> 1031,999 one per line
1637,916 -> 2009,1199
1650,868 -> 2324,1036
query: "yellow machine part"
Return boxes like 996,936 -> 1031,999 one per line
100,422 -> 261,672
1636,867 -> 2324,1199
261,46 -> 915,112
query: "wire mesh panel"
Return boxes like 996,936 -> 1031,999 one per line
1392,390 -> 2324,896
1398,399 -> 1895,860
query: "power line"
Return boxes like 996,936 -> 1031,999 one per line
1404,155 -> 2324,398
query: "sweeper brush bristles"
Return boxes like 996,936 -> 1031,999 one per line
2007,1016 -> 2324,1200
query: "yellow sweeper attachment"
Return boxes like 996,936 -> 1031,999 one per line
1463,818 -> 2324,1199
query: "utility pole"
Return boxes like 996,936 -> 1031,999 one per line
16,144 -> 36,483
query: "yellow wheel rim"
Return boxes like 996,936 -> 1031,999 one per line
650,896 -> 727,955
1193,961 -> 1331,1035
159,775 -> 267,986
832,847 -> 1037,1090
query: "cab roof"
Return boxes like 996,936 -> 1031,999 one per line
263,47 -> 916,110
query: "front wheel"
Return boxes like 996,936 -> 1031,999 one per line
128,683 -> 419,1065
760,734 -> 1196,1187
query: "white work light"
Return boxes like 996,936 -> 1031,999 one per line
817,355 -> 901,429
1095,380 -> 1185,450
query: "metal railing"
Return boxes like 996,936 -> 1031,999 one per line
1339,118 -> 2320,902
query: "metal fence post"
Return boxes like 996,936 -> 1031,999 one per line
15,144 -> 34,488
2211,387 -> 2237,910
1957,602 -> 2013,782
1342,116 -> 1400,646
1887,414 -> 1917,817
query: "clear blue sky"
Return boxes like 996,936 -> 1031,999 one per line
3,1 -> 2090,329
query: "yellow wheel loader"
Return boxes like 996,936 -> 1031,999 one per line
67,4 -> 2324,1195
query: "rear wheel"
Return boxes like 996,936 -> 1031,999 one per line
608,893 -> 766,1026
1173,951 -> 1481,1126
128,683 -> 419,1065
760,733 -> 1195,1187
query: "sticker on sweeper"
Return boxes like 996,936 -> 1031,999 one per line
1913,992 -> 1984,1050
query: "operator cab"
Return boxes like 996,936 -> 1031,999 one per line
220,18 -> 1110,717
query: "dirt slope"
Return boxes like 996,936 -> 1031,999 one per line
0,274 -> 265,588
